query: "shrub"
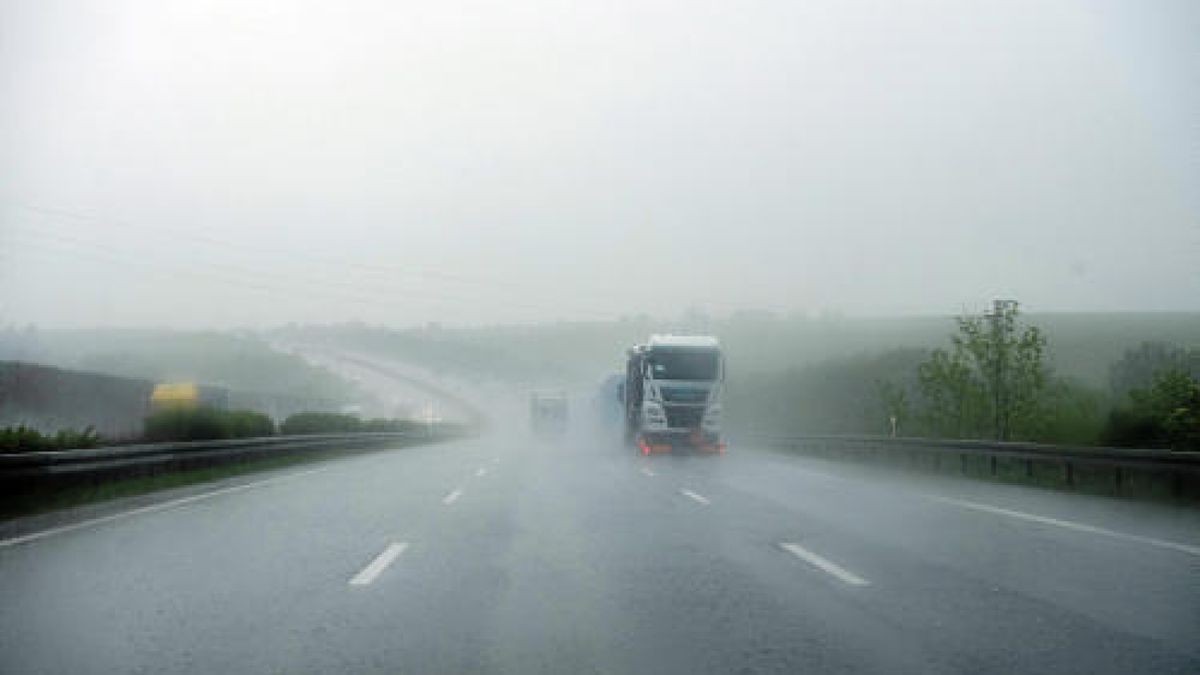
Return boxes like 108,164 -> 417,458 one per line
0,425 -> 101,453
143,408 -> 276,442
225,410 -> 278,438
279,412 -> 362,435
279,412 -> 421,435
1103,370 -> 1200,451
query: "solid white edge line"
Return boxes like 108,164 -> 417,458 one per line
475,467 -> 487,477
780,542 -> 871,586
641,467 -> 656,477
928,495 -> 1200,558
349,542 -> 408,586
756,452 -> 1200,560
680,489 -> 710,505
442,488 -> 463,505
0,467 -> 328,549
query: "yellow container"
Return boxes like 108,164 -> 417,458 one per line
150,382 -> 200,410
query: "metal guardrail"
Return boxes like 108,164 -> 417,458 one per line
747,433 -> 1200,499
748,433 -> 1200,470
0,432 -> 437,492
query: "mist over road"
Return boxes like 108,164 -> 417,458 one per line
2,362 -> 1198,674
279,343 -> 495,425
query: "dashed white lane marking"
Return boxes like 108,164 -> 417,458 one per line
349,542 -> 408,586
928,495 -> 1200,558
442,489 -> 463,505
0,467 -> 328,549
641,467 -> 656,477
779,543 -> 871,586
680,489 -> 710,505
475,467 -> 487,477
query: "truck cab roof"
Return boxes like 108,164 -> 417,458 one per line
647,334 -> 720,349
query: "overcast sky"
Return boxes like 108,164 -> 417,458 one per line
2,0 -> 1197,328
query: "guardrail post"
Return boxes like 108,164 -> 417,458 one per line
1114,466 -> 1122,494
989,455 -> 997,476
1065,461 -> 1073,488
1026,459 -> 1033,478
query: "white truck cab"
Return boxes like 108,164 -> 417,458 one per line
623,335 -> 725,454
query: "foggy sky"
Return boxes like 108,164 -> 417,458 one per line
2,0 -> 1197,328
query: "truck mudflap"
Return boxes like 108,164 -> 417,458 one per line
637,431 -> 725,456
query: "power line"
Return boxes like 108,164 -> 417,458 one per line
4,199 -> 797,320
7,201 -> 600,298
4,202 -> 630,318
4,224 -> 620,320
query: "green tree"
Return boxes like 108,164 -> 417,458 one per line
915,300 -> 1048,441
916,347 -> 986,437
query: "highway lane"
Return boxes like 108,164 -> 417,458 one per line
639,447 -> 1200,668
2,420 -> 1199,673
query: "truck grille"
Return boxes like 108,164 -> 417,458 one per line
664,405 -> 704,429
660,386 -> 709,403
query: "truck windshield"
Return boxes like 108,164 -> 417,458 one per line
647,348 -> 720,381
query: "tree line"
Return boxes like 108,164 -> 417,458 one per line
893,301 -> 1198,450
1,410 -> 425,452
728,301 -> 1199,451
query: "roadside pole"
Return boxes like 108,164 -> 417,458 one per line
422,401 -> 436,439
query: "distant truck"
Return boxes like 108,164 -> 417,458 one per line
529,391 -> 569,435
622,335 -> 725,454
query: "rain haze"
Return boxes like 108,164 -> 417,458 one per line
3,4 -> 1200,674
2,0 -> 1197,328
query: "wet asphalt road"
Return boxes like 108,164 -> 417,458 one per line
2,419 -> 1198,675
